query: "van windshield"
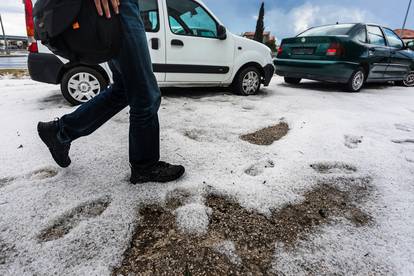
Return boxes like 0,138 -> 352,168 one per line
298,24 -> 355,37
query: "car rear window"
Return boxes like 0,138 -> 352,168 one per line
298,24 -> 355,37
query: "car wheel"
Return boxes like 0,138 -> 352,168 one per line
346,67 -> 365,92
61,66 -> 108,106
232,66 -> 261,96
284,77 -> 301,85
397,72 -> 414,87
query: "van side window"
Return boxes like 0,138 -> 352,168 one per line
166,0 -> 218,38
138,0 -> 159,32
354,27 -> 367,43
383,28 -> 404,49
367,26 -> 386,46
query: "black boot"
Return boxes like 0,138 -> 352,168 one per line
130,161 -> 185,184
37,120 -> 71,168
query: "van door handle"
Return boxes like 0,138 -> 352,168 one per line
171,39 -> 184,47
151,38 -> 159,50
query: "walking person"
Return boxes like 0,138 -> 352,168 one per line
37,0 -> 185,184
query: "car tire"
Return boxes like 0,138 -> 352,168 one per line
345,67 -> 365,92
284,77 -> 301,85
61,66 -> 108,106
232,66 -> 262,96
396,72 -> 414,87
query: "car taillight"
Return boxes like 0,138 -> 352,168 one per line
24,0 -> 38,53
277,46 -> 283,56
326,42 -> 344,57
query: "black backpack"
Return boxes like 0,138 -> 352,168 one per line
33,0 -> 123,65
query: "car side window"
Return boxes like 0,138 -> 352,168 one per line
367,26 -> 386,46
383,28 -> 404,49
354,27 -> 367,43
166,0 -> 218,38
138,0 -> 159,32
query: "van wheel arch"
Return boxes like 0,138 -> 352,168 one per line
231,63 -> 263,96
233,62 -> 265,82
58,63 -> 110,85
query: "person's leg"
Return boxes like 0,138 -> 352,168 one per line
115,0 -> 185,183
37,62 -> 127,167
114,0 -> 161,168
58,62 -> 128,143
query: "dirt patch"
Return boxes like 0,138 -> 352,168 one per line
240,122 -> 289,145
38,198 -> 110,242
113,176 -> 373,276
0,69 -> 28,79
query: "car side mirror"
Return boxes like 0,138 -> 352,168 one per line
407,41 -> 414,50
217,25 -> 227,40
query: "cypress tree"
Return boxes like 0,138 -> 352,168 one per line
254,2 -> 265,43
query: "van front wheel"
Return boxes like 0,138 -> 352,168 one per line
232,67 -> 261,96
61,67 -> 108,106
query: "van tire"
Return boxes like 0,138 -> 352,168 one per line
284,77 -> 301,85
345,67 -> 365,92
232,66 -> 261,96
61,66 -> 108,106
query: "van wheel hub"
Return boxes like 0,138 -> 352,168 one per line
242,71 -> 260,94
68,72 -> 101,102
79,82 -> 90,92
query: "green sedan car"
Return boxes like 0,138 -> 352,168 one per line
275,23 -> 414,92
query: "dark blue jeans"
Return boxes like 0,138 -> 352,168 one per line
58,0 -> 161,168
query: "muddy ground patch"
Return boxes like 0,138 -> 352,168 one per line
113,176 -> 373,276
241,122 -> 289,145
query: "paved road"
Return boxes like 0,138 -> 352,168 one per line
0,56 -> 28,69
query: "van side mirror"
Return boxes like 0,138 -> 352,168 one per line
407,41 -> 414,50
217,25 -> 227,40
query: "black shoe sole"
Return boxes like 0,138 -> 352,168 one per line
37,122 -> 71,168
130,166 -> 185,184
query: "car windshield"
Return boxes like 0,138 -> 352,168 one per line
298,24 -> 355,37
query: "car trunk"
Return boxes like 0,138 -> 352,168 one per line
279,36 -> 348,60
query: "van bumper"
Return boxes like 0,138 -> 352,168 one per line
263,64 -> 275,86
274,58 -> 358,83
28,53 -> 64,84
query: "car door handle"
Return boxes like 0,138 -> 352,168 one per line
151,38 -> 159,50
369,48 -> 376,56
171,39 -> 184,47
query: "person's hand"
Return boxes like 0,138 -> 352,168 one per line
94,0 -> 120,18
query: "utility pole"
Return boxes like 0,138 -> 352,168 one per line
402,0 -> 412,33
0,14 -> 9,55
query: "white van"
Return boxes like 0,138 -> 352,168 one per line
26,0 -> 274,105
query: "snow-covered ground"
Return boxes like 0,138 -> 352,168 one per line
0,76 -> 413,275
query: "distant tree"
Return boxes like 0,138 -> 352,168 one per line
254,2 -> 265,43
265,40 -> 277,53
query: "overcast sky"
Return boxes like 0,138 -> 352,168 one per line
1,0 -> 413,41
